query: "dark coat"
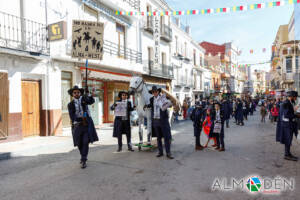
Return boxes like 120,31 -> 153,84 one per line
149,96 -> 171,139
236,102 -> 244,121
209,109 -> 225,137
68,95 -> 99,147
243,102 -> 249,115
191,107 -> 205,137
111,100 -> 133,138
276,100 -> 298,145
222,101 -> 231,120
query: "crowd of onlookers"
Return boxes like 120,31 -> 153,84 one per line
259,98 -> 283,124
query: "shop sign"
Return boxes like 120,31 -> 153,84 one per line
153,13 -> 160,69
71,20 -> 104,60
48,21 -> 67,41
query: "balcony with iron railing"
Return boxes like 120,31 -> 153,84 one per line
142,17 -> 153,33
160,24 -> 172,42
66,39 -> 142,64
185,78 -> 194,89
0,11 -> 49,55
143,60 -> 174,79
281,72 -> 294,84
122,0 -> 140,10
174,75 -> 186,86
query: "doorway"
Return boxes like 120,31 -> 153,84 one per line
21,80 -> 41,137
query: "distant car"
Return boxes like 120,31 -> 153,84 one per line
130,110 -> 139,126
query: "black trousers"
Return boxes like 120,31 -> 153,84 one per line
284,132 -> 293,156
118,121 -> 132,149
215,131 -> 225,148
118,133 -> 132,149
195,135 -> 201,146
153,120 -> 171,155
75,125 -> 89,162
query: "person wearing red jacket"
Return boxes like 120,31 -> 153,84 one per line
271,104 -> 279,123
203,109 -> 217,148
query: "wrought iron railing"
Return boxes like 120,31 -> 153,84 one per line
161,24 -> 172,42
66,38 -> 142,63
103,40 -> 142,63
142,17 -> 153,33
123,0 -> 140,11
143,60 -> 174,79
0,11 -> 49,55
175,75 -> 186,86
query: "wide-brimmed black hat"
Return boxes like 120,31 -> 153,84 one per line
287,91 -> 298,97
68,85 -> 84,96
118,91 -> 129,99
149,86 -> 161,94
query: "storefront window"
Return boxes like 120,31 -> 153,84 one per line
61,71 -> 72,127
286,57 -> 292,73
82,79 -> 104,125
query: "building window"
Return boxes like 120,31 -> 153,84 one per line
286,56 -> 292,73
184,42 -> 187,57
200,55 -> 203,66
193,49 -> 196,66
175,36 -> 178,54
83,4 -> 98,21
61,71 -> 72,127
116,23 -> 126,58
147,47 -> 153,61
185,69 -> 188,84
161,52 -> 166,65
296,56 -> 299,71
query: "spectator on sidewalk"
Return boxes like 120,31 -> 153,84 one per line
203,109 -> 217,148
271,104 -> 279,123
191,101 -> 205,150
260,104 -> 267,123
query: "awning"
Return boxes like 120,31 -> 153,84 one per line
81,67 -> 132,82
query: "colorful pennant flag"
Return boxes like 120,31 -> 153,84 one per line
115,0 -> 298,16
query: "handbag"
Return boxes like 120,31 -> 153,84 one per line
214,121 -> 222,134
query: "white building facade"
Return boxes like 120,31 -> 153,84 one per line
0,0 -> 143,142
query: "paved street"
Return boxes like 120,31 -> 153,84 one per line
1,112 -> 300,200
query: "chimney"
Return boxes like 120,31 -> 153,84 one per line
175,18 -> 180,26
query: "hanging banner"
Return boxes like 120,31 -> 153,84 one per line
153,13 -> 160,70
71,20 -> 104,60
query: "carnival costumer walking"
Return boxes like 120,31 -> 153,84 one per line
67,86 -> 99,169
147,86 -> 174,159
111,91 -> 135,152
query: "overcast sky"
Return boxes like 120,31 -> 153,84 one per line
165,0 -> 294,72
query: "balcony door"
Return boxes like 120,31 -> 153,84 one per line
162,52 -> 166,74
116,23 -> 126,58
146,5 -> 152,28
147,47 -> 153,71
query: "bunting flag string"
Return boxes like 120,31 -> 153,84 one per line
205,60 -> 271,69
115,0 -> 299,16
